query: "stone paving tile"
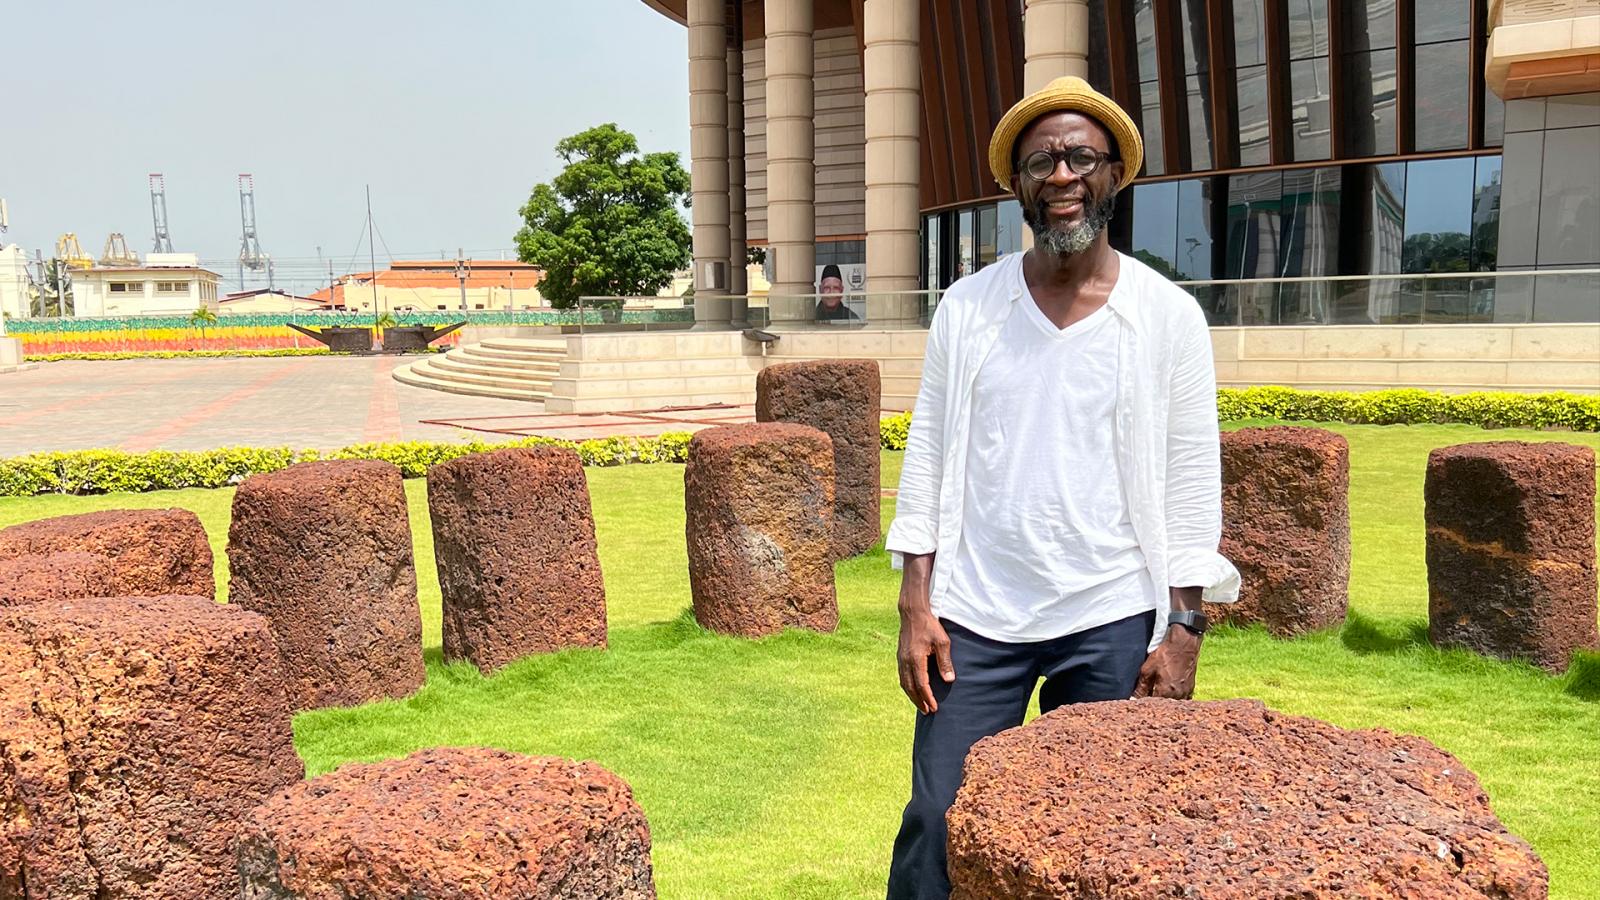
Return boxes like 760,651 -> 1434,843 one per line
0,357 -> 559,455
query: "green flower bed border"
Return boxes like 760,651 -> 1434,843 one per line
1,387 -> 1594,497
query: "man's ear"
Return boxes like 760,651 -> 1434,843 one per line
1009,173 -> 1023,199
1106,160 -> 1126,189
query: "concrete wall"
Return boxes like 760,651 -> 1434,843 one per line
544,323 -> 1600,415
743,26 -> 867,243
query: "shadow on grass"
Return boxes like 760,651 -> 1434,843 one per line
1563,651 -> 1600,702
1339,611 -> 1430,655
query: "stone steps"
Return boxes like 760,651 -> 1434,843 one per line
392,338 -> 567,402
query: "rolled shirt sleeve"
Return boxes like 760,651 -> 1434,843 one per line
1163,309 -> 1241,603
885,303 -> 951,571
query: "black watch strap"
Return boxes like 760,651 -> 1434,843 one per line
1168,609 -> 1209,636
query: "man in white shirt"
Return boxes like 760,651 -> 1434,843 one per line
884,77 -> 1240,899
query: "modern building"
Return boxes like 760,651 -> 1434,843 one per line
67,253 -> 222,317
310,260 -> 544,313
602,0 -> 1597,403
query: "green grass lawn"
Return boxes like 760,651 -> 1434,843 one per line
2,423 -> 1598,898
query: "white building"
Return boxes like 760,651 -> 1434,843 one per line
68,253 -> 221,317
0,244 -> 30,322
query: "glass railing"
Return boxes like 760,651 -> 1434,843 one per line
1175,269 -> 1600,327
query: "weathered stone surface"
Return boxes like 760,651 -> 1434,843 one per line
1209,427 -> 1350,636
0,595 -> 303,899
0,508 -> 213,597
1426,441 -> 1598,673
0,551 -> 115,606
948,698 -> 1547,899
428,447 -> 606,672
237,746 -> 655,899
756,359 -> 882,558
227,459 -> 424,709
684,423 -> 838,637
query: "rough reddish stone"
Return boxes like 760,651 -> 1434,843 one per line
236,746 -> 655,899
948,698 -> 1547,899
1209,427 -> 1351,636
1426,441 -> 1597,673
756,359 -> 882,558
427,447 -> 607,672
227,459 -> 424,709
0,551 -> 115,606
0,508 -> 213,598
684,423 -> 838,637
0,595 -> 303,899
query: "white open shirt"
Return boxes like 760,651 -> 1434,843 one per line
886,250 -> 1241,653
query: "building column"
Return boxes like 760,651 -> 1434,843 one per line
863,0 -> 922,325
689,0 -> 732,327
764,0 -> 816,301
727,14 -> 750,326
1023,0 -> 1089,91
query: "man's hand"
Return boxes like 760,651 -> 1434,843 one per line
896,553 -> 953,714
1133,625 -> 1200,698
1134,586 -> 1204,699
898,609 -> 955,714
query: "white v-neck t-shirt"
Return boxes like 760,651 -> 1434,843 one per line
940,266 -> 1159,642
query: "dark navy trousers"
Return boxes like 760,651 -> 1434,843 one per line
885,610 -> 1156,900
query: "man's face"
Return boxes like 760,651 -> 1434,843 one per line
1009,111 -> 1124,258
820,276 -> 845,306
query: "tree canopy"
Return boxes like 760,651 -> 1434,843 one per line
514,124 -> 692,308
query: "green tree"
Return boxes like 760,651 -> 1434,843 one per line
514,123 -> 692,309
188,306 -> 219,348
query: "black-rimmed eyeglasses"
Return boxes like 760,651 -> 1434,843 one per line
1020,147 -> 1115,181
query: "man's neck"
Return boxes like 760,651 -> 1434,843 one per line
1023,236 -> 1115,293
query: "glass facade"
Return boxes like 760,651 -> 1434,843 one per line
915,1 -> 1578,323
921,199 -> 1025,290
1126,156 -> 1506,325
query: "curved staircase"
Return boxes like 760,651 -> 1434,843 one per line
392,337 -> 565,402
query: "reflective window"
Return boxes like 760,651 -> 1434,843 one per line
1134,1 -> 1164,176
1483,92 -> 1506,148
1414,40 -> 1470,152
1176,178 -> 1215,280
1187,74 -> 1213,170
1141,79 -> 1165,175
976,205 -> 998,270
1279,167 -> 1342,279
1344,49 -> 1397,157
1417,0 -> 1470,44
1225,171 -> 1284,280
957,209 -> 975,281
1290,58 -> 1332,160
1232,0 -> 1267,68
1087,0 -> 1114,97
1178,0 -> 1209,75
923,215 -> 940,290
1131,181 -> 1180,279
1287,0 -> 1328,59
1402,157 -> 1476,273
1134,0 -> 1158,80
1471,157 -> 1502,271
1236,64 -> 1270,166
1343,0 -> 1395,52
996,200 -> 1025,259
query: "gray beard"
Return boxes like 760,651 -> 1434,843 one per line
1026,189 -> 1117,257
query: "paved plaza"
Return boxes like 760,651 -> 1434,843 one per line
0,357 -> 758,456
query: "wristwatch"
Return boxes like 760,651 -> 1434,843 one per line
1168,610 -> 1209,637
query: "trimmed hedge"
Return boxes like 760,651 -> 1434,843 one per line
877,387 -> 1598,452
0,435 -> 693,498
0,387 -> 1593,497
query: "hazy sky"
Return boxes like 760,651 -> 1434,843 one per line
1,0 -> 690,293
